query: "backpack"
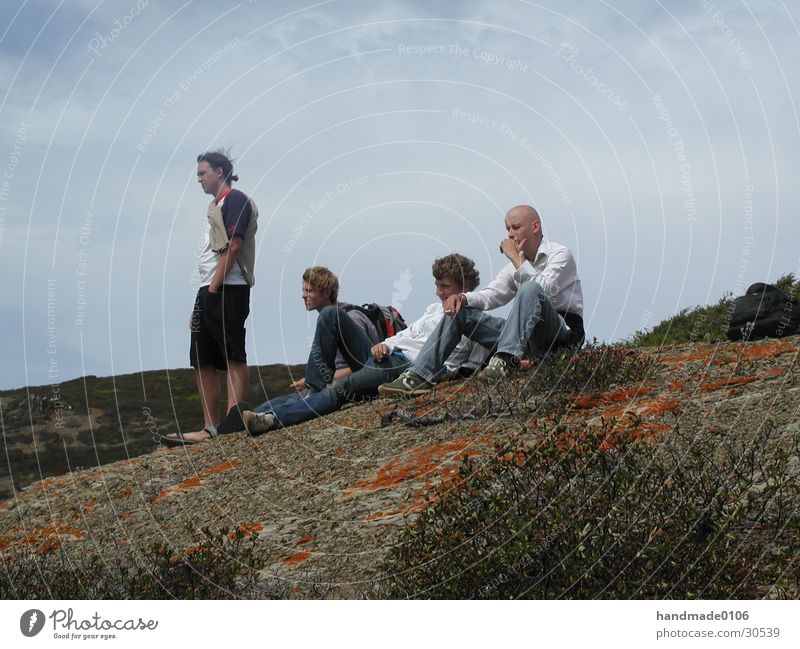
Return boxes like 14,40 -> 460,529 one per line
343,303 -> 408,340
725,283 -> 800,341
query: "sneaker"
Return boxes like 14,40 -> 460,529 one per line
377,370 -> 434,397
478,355 -> 514,382
242,410 -> 276,435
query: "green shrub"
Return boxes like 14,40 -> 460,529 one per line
381,418 -> 799,599
627,273 -> 798,347
0,526 -> 280,599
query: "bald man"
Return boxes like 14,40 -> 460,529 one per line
379,205 -> 584,395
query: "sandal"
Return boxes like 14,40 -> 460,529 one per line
161,425 -> 218,447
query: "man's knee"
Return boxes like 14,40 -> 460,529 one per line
517,281 -> 546,300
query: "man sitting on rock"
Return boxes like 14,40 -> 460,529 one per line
378,204 -> 584,396
242,253 -> 488,433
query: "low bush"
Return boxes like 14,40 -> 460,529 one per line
381,418 -> 800,598
0,526 -> 279,599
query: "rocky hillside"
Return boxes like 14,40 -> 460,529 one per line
1,336 -> 797,598
0,363 -> 305,501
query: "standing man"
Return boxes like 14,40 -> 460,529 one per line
379,205 -> 584,395
166,150 -> 258,446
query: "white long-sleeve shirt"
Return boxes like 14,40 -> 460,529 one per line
463,240 -> 583,316
383,302 -> 489,370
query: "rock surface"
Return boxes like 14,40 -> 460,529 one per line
1,338 -> 797,597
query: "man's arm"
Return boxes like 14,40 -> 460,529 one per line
514,247 -> 576,302
208,235 -> 242,292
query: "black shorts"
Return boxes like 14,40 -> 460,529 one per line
189,285 -> 250,370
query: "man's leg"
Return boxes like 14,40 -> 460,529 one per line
253,391 -> 304,414
412,307 -> 505,383
247,355 -> 409,432
495,281 -> 572,359
225,360 -> 249,410
195,366 -> 220,428
304,306 -> 375,391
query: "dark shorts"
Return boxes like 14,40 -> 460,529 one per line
189,285 -> 250,370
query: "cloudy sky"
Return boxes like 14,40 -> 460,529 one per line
0,0 -> 798,390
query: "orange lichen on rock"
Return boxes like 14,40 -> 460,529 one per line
346,435 -> 492,495
667,380 -> 685,392
0,521 -> 84,554
238,522 -> 264,537
660,350 -> 714,364
761,368 -> 786,377
149,458 -> 243,505
203,459 -> 242,475
740,339 -> 795,360
177,476 -> 203,490
574,386 -> 652,409
284,551 -> 312,566
639,397 -> 681,416
700,376 -> 758,391
119,487 -> 134,497
296,535 -> 313,546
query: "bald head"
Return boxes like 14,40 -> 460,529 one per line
506,204 -> 540,225
504,204 -> 543,259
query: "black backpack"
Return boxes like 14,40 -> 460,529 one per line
725,283 -> 800,341
343,303 -> 408,340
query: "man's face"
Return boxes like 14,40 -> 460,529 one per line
302,281 -> 333,311
435,276 -> 463,304
504,209 -> 540,252
197,161 -> 224,196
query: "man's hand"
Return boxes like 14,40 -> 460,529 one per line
500,237 -> 525,267
290,378 -> 306,391
443,292 -> 467,317
371,343 -> 390,361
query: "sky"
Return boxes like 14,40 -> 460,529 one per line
0,0 -> 798,390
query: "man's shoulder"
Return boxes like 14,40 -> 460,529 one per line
541,239 -> 573,256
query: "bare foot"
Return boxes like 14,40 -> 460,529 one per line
163,427 -> 215,446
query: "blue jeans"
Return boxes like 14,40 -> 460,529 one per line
265,353 -> 411,428
303,306 -> 375,392
413,281 -> 572,382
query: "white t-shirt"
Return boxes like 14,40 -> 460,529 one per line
196,228 -> 247,286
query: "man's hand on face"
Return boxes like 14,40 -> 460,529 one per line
443,293 -> 466,317
371,343 -> 390,361
500,237 -> 525,266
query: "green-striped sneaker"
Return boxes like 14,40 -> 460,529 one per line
378,370 -> 434,397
